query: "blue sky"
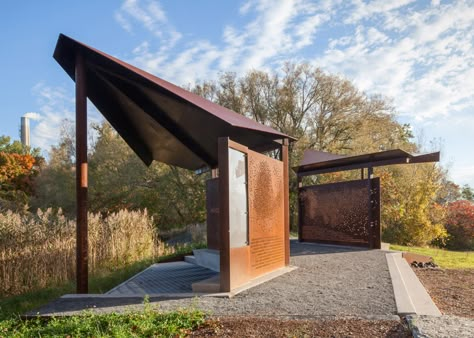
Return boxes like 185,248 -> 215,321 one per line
0,0 -> 473,187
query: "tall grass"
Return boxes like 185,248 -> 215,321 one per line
0,208 -> 171,297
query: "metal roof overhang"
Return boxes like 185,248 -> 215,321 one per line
53,34 -> 295,170
294,149 -> 440,177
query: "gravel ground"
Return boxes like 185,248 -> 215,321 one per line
176,241 -> 398,318
408,315 -> 474,338
29,241 -> 397,319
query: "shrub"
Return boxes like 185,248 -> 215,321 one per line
445,200 -> 474,250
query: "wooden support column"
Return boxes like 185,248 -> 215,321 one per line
218,137 -> 230,292
75,52 -> 88,293
282,139 -> 290,266
367,166 -> 373,249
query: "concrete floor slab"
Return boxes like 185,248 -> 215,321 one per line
106,261 -> 218,295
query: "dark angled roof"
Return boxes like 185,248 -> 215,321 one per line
53,34 -> 295,170
298,150 -> 347,167
294,149 -> 440,176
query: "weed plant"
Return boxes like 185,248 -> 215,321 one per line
0,297 -> 207,337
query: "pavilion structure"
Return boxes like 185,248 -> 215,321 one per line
294,149 -> 440,249
54,34 -> 294,294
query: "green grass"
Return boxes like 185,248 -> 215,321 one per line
0,299 -> 207,337
0,243 -> 205,320
390,244 -> 474,269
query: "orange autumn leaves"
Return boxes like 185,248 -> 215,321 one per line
0,152 -> 37,195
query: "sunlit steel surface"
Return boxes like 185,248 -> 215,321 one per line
219,138 -> 288,292
248,149 -> 285,276
299,178 -> 380,247
294,149 -> 440,176
54,34 -> 294,170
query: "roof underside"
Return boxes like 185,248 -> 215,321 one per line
294,149 -> 440,176
53,34 -> 294,170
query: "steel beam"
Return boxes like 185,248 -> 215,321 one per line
367,166 -> 373,249
282,138 -> 290,266
297,176 -> 303,242
218,137 -> 230,292
75,52 -> 88,294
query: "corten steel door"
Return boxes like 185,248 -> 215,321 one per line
298,178 -> 380,248
219,138 -> 287,292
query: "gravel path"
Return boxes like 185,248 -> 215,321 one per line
167,241 -> 398,318
29,241 -> 397,319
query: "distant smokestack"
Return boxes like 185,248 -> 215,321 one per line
21,116 -> 30,147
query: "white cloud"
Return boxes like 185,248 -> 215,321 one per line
31,82 -> 74,150
120,0 -> 332,85
115,0 -> 181,49
113,0 -> 472,126
450,164 -> 474,187
315,0 -> 474,122
345,0 -> 416,25
31,82 -> 101,152
114,12 -> 132,33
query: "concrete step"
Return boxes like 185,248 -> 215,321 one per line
193,249 -> 220,272
386,252 -> 441,316
192,275 -> 220,293
184,255 -> 197,265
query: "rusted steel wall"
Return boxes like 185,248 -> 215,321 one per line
227,147 -> 286,289
220,138 -> 286,291
299,178 -> 380,248
247,149 -> 285,276
206,178 -> 220,250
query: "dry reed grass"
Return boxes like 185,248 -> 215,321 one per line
0,208 -> 170,297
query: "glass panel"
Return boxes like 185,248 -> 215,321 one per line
228,148 -> 248,248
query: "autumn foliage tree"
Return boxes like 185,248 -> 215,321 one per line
445,200 -> 474,250
0,136 -> 41,211
32,121 -> 207,229
379,164 -> 447,246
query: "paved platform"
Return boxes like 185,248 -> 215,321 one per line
26,241 -> 398,318
107,261 -> 218,295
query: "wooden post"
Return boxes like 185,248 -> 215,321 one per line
218,137 -> 230,292
75,52 -> 88,293
282,139 -> 290,266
